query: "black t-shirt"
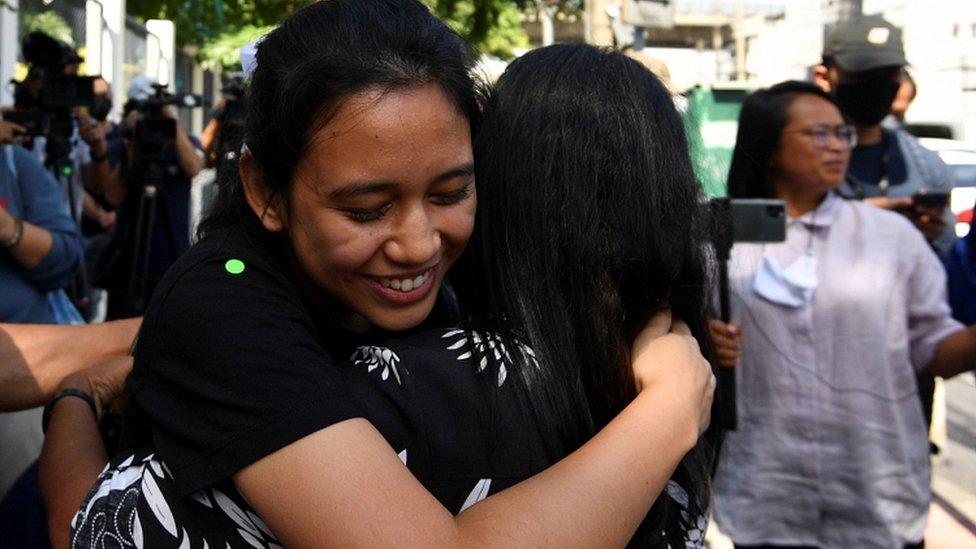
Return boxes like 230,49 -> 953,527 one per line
845,128 -> 908,197
120,220 -> 365,497
119,220 -> 552,501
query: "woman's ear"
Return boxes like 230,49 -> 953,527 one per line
240,149 -> 285,233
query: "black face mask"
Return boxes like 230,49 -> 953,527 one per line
833,78 -> 901,127
90,96 -> 113,122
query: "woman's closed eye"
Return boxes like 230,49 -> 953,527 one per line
431,182 -> 473,206
344,202 -> 392,222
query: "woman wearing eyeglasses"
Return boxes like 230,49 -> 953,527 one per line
707,81 -> 976,549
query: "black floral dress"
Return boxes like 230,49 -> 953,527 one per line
71,328 -> 706,548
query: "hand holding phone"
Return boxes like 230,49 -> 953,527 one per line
911,190 -> 949,242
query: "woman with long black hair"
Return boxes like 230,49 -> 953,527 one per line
40,2 -> 716,547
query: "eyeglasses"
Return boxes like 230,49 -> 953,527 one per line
785,124 -> 858,149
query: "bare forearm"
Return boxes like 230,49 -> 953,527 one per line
175,125 -> 204,177
244,386 -> 697,548
102,164 -> 125,206
0,318 -> 141,411
39,397 -> 109,549
0,210 -> 54,269
927,325 -> 976,378
84,159 -> 111,195
454,387 -> 695,547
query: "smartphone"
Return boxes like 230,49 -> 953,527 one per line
913,190 -> 950,209
729,198 -> 787,243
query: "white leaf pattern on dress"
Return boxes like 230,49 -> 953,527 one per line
190,490 -> 213,509
141,467 -> 178,537
132,510 -> 143,549
441,330 -> 539,387
664,480 -> 708,549
238,528 -> 264,548
247,510 -> 277,539
351,346 -> 402,385
178,527 -> 191,549
212,488 -> 262,540
459,479 -> 492,512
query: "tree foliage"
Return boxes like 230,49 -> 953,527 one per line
126,0 -> 530,70
21,11 -> 75,46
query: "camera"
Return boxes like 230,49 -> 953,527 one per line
123,84 -> 202,167
9,32 -> 96,165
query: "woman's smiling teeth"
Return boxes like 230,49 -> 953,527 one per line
377,271 -> 431,292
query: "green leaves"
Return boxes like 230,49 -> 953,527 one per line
129,0 -> 529,70
423,0 -> 529,59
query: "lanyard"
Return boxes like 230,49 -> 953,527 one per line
846,130 -> 890,199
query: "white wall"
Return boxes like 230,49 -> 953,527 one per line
0,0 -> 19,107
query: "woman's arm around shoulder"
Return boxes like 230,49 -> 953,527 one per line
235,310 -> 715,548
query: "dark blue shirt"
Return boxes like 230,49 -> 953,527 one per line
846,129 -> 908,197
0,145 -> 85,322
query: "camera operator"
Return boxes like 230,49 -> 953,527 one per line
99,75 -> 204,318
10,35 -> 109,226
200,73 -> 246,172
77,77 -> 117,232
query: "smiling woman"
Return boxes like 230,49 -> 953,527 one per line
244,85 -> 477,332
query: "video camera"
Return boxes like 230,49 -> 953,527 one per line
7,32 -> 96,155
123,83 -> 202,166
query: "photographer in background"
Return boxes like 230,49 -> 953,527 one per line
10,34 -> 112,228
99,75 -> 204,319
200,72 -> 246,174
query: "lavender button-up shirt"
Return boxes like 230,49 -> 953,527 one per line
713,192 -> 962,548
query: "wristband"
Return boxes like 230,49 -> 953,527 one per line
42,388 -> 98,434
1,216 -> 23,249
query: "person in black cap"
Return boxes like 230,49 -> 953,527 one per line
814,15 -> 955,256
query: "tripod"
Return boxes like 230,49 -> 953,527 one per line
125,162 -> 179,314
44,124 -> 92,319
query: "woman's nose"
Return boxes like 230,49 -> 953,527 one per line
384,205 -> 440,266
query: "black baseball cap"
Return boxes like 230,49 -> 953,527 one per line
823,15 -> 906,72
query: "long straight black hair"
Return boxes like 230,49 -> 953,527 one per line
727,80 -> 839,199
454,43 -> 717,545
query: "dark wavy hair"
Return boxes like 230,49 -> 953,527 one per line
727,80 -> 839,199
198,0 -> 479,236
454,43 -> 718,546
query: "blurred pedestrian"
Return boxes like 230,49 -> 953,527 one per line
710,81 -> 976,549
814,15 -> 955,255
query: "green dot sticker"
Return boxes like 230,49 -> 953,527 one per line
224,259 -> 245,275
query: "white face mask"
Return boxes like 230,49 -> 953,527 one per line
752,254 -> 818,308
